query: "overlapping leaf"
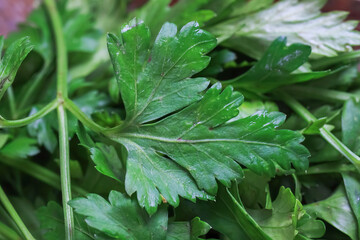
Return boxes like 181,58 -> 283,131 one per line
223,37 -> 341,94
37,202 -> 99,240
210,0 -> 360,59
305,186 -> 358,240
0,36 -> 33,101
104,19 -> 310,214
69,191 -> 211,240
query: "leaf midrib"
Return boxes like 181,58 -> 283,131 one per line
119,132 -> 287,148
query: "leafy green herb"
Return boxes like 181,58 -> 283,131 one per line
0,0 -> 360,239
211,0 -> 360,59
104,20 -> 309,214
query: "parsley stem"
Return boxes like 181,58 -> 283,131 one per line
283,86 -> 360,103
277,91 -> 360,171
18,65 -> 50,114
296,162 -> 357,175
224,188 -> 272,240
0,99 -> 58,128
44,0 -> 73,238
0,221 -> 20,240
312,50 -> 360,69
0,185 -> 35,240
0,156 -> 87,196
56,104 -> 73,239
64,98 -> 108,133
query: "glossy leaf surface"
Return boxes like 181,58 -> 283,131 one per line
0,36 -> 33,101
106,20 -> 310,214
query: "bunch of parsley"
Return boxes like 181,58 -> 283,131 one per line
1,0 -> 360,239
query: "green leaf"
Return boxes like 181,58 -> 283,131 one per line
302,118 -> 327,135
210,0 -> 360,59
37,201 -> 105,240
177,184 -> 272,240
0,36 -> 33,101
106,20 -> 309,214
199,49 -> 236,76
27,106 -> 58,153
342,98 -> 360,155
107,18 -> 216,124
190,217 -> 211,240
0,134 -> 9,149
223,37 -> 339,93
305,186 -> 358,240
0,137 -> 39,158
180,185 -> 324,240
248,187 -> 325,240
63,10 -> 102,53
133,0 -> 215,35
238,170 -> 271,209
166,217 -> 212,240
236,100 -> 278,119
342,172 -> 360,238
69,191 -> 203,240
6,8 -> 53,62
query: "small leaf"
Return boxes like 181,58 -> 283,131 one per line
0,137 -> 39,158
342,98 -> 360,155
69,191 -> 201,240
305,186 -> 358,240
0,36 -> 33,101
342,172 -> 360,237
224,37 -> 339,93
248,187 -> 325,240
302,118 -> 327,135
27,106 -> 58,153
37,201 -> 103,240
199,49 -> 236,76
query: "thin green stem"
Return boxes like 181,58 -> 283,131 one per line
57,105 -> 73,239
277,91 -> 360,171
297,162 -> 357,175
64,98 -> 109,133
312,50 -> 360,69
0,222 -> 20,240
0,186 -> 35,240
18,65 -> 50,113
44,0 -> 68,97
44,0 -> 73,238
0,99 -> 58,128
0,157 -> 87,196
284,86 -> 360,103
224,188 -> 272,240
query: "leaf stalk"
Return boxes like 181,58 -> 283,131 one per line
277,91 -> 360,172
0,99 -> 58,128
0,185 -> 35,240
43,0 -> 74,238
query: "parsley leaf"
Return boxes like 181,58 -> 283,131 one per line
0,36 -> 33,101
223,37 -> 339,93
211,0 -> 360,59
305,186 -> 358,240
37,201 -> 108,240
248,187 -> 325,240
104,20 -> 310,214
107,18 -> 216,124
69,191 -> 209,240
